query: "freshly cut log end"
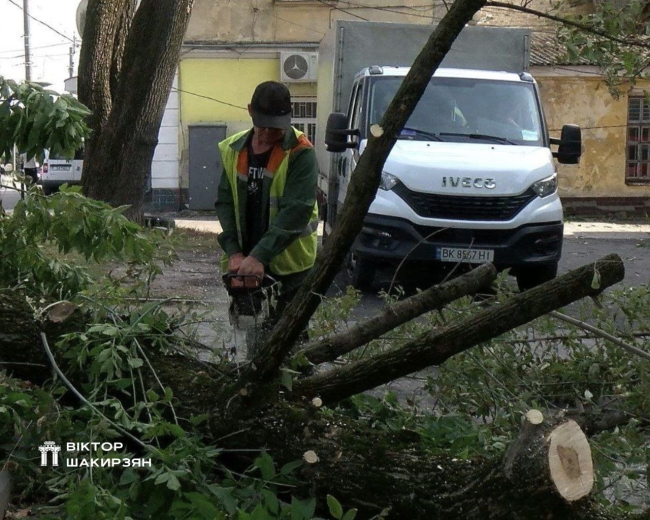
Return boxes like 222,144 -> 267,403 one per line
547,419 -> 594,501
526,409 -> 544,425
504,417 -> 595,509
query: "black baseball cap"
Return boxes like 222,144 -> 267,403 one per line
250,81 -> 292,129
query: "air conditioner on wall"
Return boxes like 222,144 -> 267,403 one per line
280,52 -> 319,83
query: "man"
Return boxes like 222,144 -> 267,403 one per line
215,81 -> 319,325
21,155 -> 39,184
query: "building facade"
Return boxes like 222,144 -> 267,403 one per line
147,0 -> 650,217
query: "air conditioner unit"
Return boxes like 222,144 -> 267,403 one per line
280,52 -> 318,83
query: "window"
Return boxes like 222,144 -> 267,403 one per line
291,98 -> 317,144
368,76 -> 543,147
349,81 -> 365,135
626,95 -> 650,184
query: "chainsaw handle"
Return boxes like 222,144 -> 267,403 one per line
222,273 -> 277,288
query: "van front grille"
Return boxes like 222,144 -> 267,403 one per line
392,184 -> 537,221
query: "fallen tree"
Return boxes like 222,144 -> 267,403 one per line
0,0 -> 644,519
2,254 -> 642,518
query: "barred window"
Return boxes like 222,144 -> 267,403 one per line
626,95 -> 650,184
292,98 -> 317,144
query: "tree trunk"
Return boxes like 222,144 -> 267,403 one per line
78,0 -> 134,181
80,0 -> 194,221
217,404 -> 624,519
0,297 -> 629,519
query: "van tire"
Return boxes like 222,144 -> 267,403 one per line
42,186 -> 55,196
348,253 -> 376,291
516,263 -> 558,292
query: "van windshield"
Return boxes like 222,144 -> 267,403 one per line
369,76 -> 544,146
48,148 -> 84,161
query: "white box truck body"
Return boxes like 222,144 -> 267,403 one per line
316,21 -> 581,290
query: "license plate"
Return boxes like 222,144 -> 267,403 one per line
51,165 -> 70,171
437,247 -> 494,263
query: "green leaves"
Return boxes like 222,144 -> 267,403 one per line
555,0 -> 650,93
0,76 -> 90,162
0,186 -> 162,299
327,496 -> 357,520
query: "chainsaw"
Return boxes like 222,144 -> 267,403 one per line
222,273 -> 277,329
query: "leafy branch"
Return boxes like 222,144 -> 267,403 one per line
0,77 -> 91,162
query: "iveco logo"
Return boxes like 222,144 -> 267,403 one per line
441,177 -> 496,189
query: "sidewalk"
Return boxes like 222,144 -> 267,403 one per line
175,218 -> 650,239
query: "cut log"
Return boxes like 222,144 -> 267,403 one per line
504,411 -> 594,504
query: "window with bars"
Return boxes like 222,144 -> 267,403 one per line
626,95 -> 650,184
291,98 -> 317,144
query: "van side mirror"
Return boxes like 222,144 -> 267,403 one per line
325,112 -> 359,153
551,124 -> 582,165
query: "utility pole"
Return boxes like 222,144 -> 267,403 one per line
23,0 -> 32,82
69,35 -> 76,78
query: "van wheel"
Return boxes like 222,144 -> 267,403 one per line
42,187 -> 54,196
516,263 -> 558,292
348,253 -> 376,291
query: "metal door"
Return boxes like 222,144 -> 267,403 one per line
188,124 -> 226,210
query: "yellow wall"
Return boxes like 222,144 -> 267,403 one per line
181,58 -> 316,128
180,59 -> 275,126
537,75 -> 650,198
178,58 -> 317,188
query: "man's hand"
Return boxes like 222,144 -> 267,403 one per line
237,255 -> 265,288
228,252 -> 245,273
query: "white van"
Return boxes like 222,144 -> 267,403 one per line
318,23 -> 582,291
40,148 -> 83,195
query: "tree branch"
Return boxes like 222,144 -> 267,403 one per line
294,254 -> 625,404
300,263 -> 497,366
485,1 -> 650,49
549,310 -> 650,363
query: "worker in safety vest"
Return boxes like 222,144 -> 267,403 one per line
216,81 -> 319,322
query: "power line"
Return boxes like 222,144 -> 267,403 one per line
170,87 -> 248,111
169,85 -> 635,134
4,0 -> 76,42
0,51 -> 74,60
0,42 -> 72,55
335,0 -> 437,19
270,13 -> 326,37
316,0 -> 369,21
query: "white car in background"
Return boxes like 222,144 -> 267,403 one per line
40,148 -> 83,195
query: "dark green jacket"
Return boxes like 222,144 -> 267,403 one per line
216,127 -> 319,276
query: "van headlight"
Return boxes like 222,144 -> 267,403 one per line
531,173 -> 558,198
379,172 -> 400,191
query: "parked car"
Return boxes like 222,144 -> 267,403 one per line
40,148 -> 83,195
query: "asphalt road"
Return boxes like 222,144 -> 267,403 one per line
0,180 -> 22,209
3,179 -> 649,288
